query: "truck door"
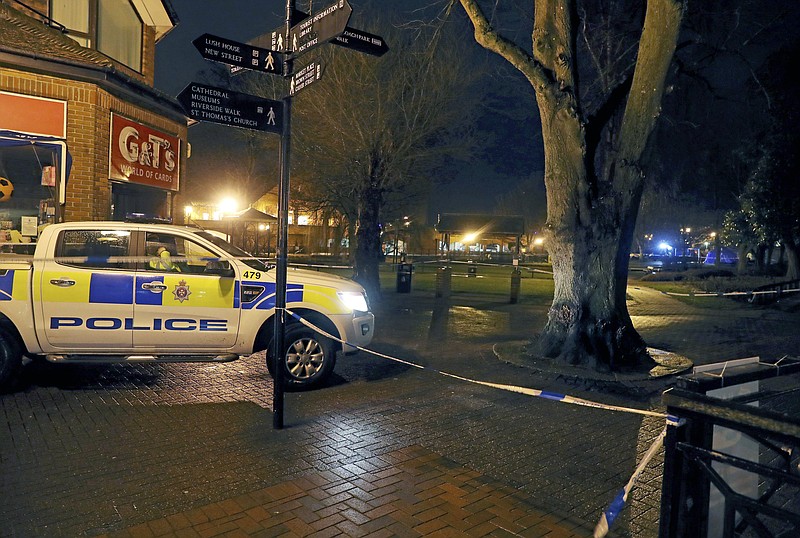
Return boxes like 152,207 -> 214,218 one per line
40,228 -> 135,349
133,231 -> 240,350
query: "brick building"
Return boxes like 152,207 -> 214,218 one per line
0,0 -> 185,243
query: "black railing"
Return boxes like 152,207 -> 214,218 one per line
8,0 -> 67,32
660,358 -> 800,538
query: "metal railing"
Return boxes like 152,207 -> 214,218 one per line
660,358 -> 800,538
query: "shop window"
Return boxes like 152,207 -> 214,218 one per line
51,0 -> 142,71
0,144 -> 61,249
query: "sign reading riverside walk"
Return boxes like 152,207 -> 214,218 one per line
288,0 -> 352,55
193,33 -> 283,74
177,83 -> 282,133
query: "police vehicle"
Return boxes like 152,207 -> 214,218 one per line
0,221 -> 374,390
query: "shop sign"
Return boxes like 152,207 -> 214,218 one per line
0,91 -> 66,138
109,114 -> 180,191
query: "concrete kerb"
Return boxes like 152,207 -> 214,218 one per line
493,340 -> 693,400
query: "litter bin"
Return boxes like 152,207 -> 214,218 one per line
396,263 -> 413,293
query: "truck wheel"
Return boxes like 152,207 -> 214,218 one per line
271,325 -> 336,390
0,330 -> 23,393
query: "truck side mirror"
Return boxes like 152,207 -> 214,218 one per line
204,260 -> 235,277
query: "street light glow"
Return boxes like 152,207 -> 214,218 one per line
463,232 -> 477,243
218,197 -> 238,216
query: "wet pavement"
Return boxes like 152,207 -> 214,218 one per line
2,281 -> 800,537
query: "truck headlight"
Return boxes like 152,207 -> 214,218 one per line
338,291 -> 369,313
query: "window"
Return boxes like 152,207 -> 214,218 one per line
145,232 -> 222,274
50,0 -> 143,71
58,230 -> 131,269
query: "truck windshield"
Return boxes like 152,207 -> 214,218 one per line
195,231 -> 272,272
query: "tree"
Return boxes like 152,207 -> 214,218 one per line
290,18 -> 480,301
458,0 -> 684,370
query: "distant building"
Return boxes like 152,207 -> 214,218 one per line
435,213 -> 525,258
251,187 -> 344,255
0,1 -> 185,243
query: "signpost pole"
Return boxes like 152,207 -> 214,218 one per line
272,0 -> 295,430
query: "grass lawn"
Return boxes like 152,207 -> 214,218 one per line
301,260 -> 787,309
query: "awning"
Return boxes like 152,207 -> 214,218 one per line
0,130 -> 72,205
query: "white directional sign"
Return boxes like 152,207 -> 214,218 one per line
290,61 -> 323,95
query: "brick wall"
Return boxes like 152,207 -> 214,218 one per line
0,67 -> 187,222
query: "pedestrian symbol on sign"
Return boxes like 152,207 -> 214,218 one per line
267,108 -> 277,125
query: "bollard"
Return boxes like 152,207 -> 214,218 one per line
510,268 -> 521,304
435,266 -> 451,298
467,264 -> 477,277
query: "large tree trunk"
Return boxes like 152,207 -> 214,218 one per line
460,0 -> 683,371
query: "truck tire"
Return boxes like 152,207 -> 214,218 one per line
0,329 -> 23,393
268,325 -> 336,390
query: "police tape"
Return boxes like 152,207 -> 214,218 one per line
658,288 -> 799,299
593,421 -> 672,538
284,309 -> 667,419
285,308 -> 669,536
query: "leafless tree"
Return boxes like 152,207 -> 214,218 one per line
459,0 -> 684,371
290,19 -> 480,300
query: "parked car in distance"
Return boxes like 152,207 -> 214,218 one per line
646,256 -> 701,273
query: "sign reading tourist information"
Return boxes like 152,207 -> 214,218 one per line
332,27 -> 388,56
290,61 -> 322,95
193,33 -> 283,74
262,22 -> 386,58
177,83 -> 282,133
289,0 -> 352,55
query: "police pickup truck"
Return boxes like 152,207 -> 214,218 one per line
0,221 -> 374,390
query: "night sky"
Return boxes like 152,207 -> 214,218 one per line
153,0 -> 543,221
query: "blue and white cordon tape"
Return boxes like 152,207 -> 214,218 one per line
285,308 -> 669,537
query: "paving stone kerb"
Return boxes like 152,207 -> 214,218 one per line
1,283 -> 798,537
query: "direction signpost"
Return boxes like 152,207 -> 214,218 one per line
183,0 -> 386,430
192,33 -> 283,74
177,83 -> 282,133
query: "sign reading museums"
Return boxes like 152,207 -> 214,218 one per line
177,83 -> 283,133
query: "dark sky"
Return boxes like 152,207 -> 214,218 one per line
154,1 -> 542,220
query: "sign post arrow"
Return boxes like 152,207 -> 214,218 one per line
289,0 -> 352,56
331,27 -> 388,57
290,61 -> 323,95
177,83 -> 283,133
192,33 -> 284,75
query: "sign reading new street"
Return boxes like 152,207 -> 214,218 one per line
177,83 -> 282,133
193,33 -> 283,74
288,0 -> 352,55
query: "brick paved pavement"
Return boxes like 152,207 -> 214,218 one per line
2,281 -> 798,537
